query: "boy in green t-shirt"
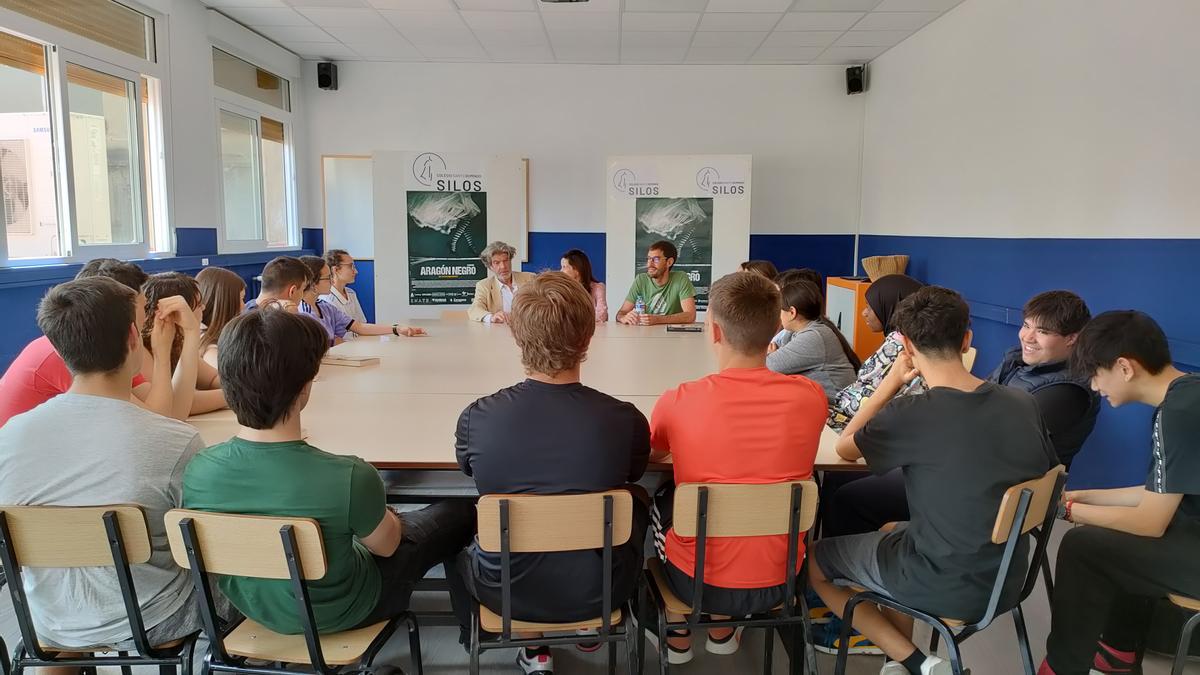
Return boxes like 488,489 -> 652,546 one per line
183,309 -> 474,635
616,240 -> 697,326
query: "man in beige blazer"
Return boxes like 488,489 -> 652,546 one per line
468,241 -> 537,323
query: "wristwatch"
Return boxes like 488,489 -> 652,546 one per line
391,323 -> 400,336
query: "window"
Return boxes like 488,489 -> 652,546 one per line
213,48 -> 296,252
0,0 -> 169,265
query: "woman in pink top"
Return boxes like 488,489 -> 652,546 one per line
560,249 -> 608,322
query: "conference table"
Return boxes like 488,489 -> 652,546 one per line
189,318 -> 865,495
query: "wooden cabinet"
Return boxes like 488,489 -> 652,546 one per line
826,276 -> 883,363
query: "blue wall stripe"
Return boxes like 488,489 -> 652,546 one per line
750,233 -> 856,281
175,228 -> 218,256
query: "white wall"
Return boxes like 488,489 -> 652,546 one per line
300,62 -> 864,236
860,0 -> 1200,239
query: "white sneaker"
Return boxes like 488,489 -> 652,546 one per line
516,646 -> 554,674
921,655 -> 953,675
705,626 -> 744,655
880,662 -> 908,675
644,628 -> 694,665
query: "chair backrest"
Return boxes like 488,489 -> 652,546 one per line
164,510 -> 327,580
962,347 -> 978,371
990,466 -> 1065,544
476,491 -> 633,553
440,310 -> 469,321
671,481 -> 819,538
0,505 -> 151,567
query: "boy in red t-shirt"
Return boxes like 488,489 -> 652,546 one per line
648,271 -> 828,664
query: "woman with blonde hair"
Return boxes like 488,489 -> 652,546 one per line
196,267 -> 246,368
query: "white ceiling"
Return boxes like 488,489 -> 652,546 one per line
201,0 -> 967,65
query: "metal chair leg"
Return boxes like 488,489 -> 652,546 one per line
158,665 -> 177,675
119,652 -> 133,675
608,637 -> 617,675
789,623 -> 802,675
940,624 -> 966,675
1039,552 -> 1054,602
763,626 -> 775,675
1011,605 -> 1035,675
834,595 -> 863,675
656,609 -> 669,675
929,628 -> 941,654
1171,611 -> 1200,675
406,615 -> 423,675
468,609 -> 481,675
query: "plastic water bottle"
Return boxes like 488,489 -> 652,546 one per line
634,295 -> 645,315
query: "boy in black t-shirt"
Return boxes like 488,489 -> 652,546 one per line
1038,311 -> 1200,675
810,287 -> 1056,675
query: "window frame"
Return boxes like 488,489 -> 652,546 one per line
0,1 -> 173,267
211,45 -> 298,255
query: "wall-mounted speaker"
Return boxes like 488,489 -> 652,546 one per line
317,61 -> 338,91
846,65 -> 865,95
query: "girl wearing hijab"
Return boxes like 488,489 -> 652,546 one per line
827,274 -> 927,430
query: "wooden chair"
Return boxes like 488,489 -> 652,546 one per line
1168,594 -> 1200,675
644,480 -> 820,675
468,491 -> 639,675
833,465 -> 1068,675
962,347 -> 978,372
0,505 -> 200,675
164,510 -> 419,675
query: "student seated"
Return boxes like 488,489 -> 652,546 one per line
245,256 -> 311,311
320,249 -> 368,334
739,260 -> 778,279
197,267 -> 246,369
616,240 -> 697,326
827,274 -> 927,431
468,241 -> 537,324
1038,311 -> 1200,675
183,310 -> 474,636
456,272 -> 650,673
767,280 -> 861,400
560,248 -> 608,322
297,256 -> 425,345
810,286 -> 1057,675
142,272 -> 227,415
648,272 -> 828,664
0,259 -> 198,426
988,290 -> 1099,468
0,277 -> 209,649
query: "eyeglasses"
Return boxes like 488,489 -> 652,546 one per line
646,256 -> 664,264
319,276 -> 331,282
335,263 -> 356,270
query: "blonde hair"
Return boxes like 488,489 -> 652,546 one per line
510,272 -> 596,376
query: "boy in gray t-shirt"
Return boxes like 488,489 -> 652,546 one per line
0,276 -> 205,648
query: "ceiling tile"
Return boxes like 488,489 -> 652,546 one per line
286,41 -> 360,58
762,30 -> 841,47
321,24 -> 410,50
538,0 -> 619,10
775,11 -> 863,30
872,0 -> 962,10
473,28 -> 548,46
554,44 -> 619,62
620,31 -> 693,47
790,0 -> 882,10
750,45 -> 824,61
815,45 -> 886,62
204,0 -> 288,8
834,29 -> 911,46
379,10 -> 465,29
621,46 -> 687,62
705,0 -> 793,12
415,42 -> 487,58
691,31 -> 767,47
485,44 -> 554,61
697,12 -> 782,31
453,0 -> 535,10
286,0 -> 366,7
541,12 -> 619,31
224,7 -> 312,25
460,10 -> 542,30
685,45 -> 756,62
400,26 -> 478,45
295,7 -> 383,26
548,30 -> 618,47
624,0 -> 709,11
253,24 -> 333,41
364,0 -> 453,7
621,12 -> 699,30
852,10 -> 938,29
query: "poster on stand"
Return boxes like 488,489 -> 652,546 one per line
632,197 -> 714,310
406,190 -> 487,305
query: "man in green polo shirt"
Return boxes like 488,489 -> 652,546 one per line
616,240 -> 698,326
182,309 -> 475,635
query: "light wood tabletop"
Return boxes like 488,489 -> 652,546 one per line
189,319 -> 865,472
